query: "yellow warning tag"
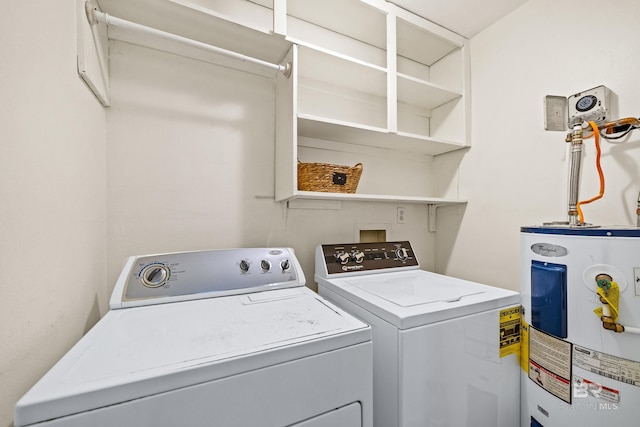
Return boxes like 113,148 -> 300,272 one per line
499,306 -> 521,358
520,318 -> 529,373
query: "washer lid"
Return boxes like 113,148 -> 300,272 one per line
14,288 -> 370,427
318,270 -> 520,329
351,273 -> 484,306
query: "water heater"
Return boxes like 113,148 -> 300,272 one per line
520,226 -> 640,427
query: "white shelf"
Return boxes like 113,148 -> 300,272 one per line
286,0 -> 387,57
169,0 -> 275,35
100,0 -> 292,76
289,191 -> 467,206
297,46 -> 387,98
397,73 -> 461,110
298,115 -> 465,156
296,44 -> 388,132
269,0 -> 470,205
394,3 -> 464,68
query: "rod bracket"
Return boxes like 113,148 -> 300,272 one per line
281,62 -> 292,78
85,0 -> 98,25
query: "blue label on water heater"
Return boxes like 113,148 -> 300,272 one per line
531,260 -> 568,338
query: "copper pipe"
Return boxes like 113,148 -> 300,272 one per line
601,317 -> 625,333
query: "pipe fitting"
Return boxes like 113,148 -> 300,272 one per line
601,320 -> 625,333
595,274 -> 613,296
568,123 -> 584,225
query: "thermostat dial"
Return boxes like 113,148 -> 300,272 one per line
576,95 -> 597,112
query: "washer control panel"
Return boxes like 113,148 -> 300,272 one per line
317,241 -> 419,276
111,248 -> 304,308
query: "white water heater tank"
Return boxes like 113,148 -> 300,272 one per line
520,226 -> 640,427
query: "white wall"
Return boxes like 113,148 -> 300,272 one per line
106,41 -> 435,292
438,0 -> 640,290
0,1 -> 107,426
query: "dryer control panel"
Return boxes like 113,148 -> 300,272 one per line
316,241 -> 419,276
110,248 -> 305,308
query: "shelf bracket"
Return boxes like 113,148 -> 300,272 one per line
428,204 -> 437,233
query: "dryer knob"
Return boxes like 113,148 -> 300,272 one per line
260,259 -> 271,272
280,259 -> 291,271
239,259 -> 250,272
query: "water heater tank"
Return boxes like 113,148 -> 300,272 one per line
520,226 -> 640,427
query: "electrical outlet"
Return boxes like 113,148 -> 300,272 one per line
397,207 -> 406,224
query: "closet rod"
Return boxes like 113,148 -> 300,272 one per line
85,2 -> 292,77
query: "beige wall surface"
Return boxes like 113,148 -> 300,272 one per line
0,1 -> 107,426
437,0 -> 640,290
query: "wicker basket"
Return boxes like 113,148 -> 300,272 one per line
297,161 -> 363,193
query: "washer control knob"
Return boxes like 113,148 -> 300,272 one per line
140,264 -> 170,288
395,248 -> 409,261
351,251 -> 365,263
260,259 -> 271,272
336,252 -> 350,265
239,259 -> 250,272
280,259 -> 291,271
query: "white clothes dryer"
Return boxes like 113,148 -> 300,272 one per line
15,248 -> 372,427
315,241 -> 521,427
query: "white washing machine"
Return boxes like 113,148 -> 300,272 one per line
315,241 -> 521,427
15,248 -> 372,427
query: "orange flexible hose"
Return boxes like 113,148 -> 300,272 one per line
602,117 -> 640,133
577,121 -> 604,223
